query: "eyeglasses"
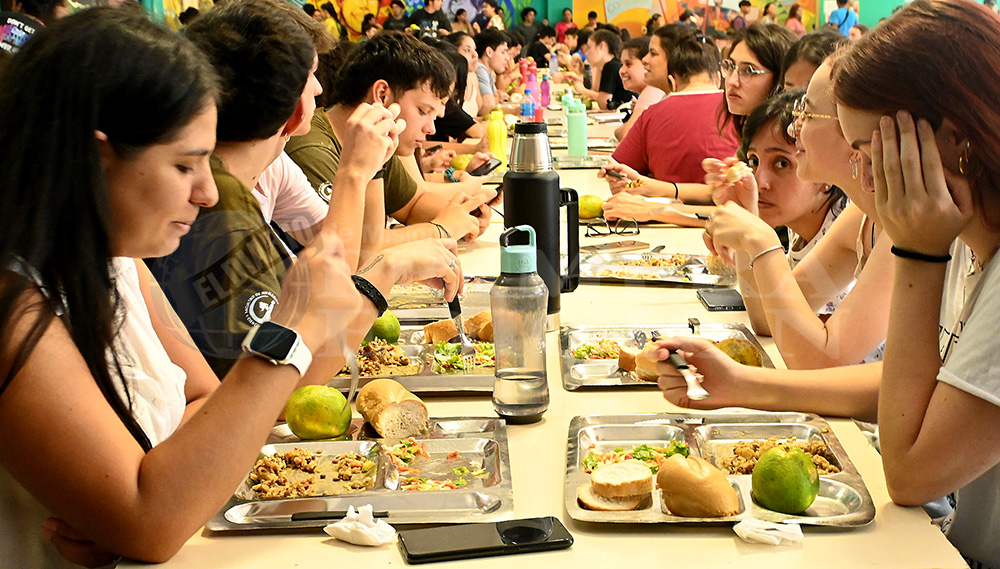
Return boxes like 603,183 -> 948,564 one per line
792,95 -> 836,122
585,218 -> 640,237
721,59 -> 769,82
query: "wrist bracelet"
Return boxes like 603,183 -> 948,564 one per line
890,246 -> 952,263
430,222 -> 451,239
444,167 -> 459,183
351,274 -> 388,317
748,244 -> 784,270
669,181 -> 679,200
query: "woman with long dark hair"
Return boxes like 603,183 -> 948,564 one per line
719,23 -> 795,138
0,8 -> 422,567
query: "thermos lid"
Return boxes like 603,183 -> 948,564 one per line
513,122 -> 547,135
499,225 -> 537,274
567,98 -> 586,112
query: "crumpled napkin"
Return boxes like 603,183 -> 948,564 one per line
323,505 -> 396,546
733,518 -> 804,546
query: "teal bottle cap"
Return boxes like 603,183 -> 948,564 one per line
499,225 -> 537,274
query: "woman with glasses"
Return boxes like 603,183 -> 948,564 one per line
720,24 -> 795,131
600,25 -> 735,211
703,55 -> 893,370
835,2 -> 1000,566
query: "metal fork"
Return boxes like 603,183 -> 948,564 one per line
448,296 -> 477,371
641,245 -> 666,261
337,332 -> 360,425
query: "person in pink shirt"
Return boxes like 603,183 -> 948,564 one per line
614,37 -> 665,141
784,3 -> 807,37
554,7 -> 577,43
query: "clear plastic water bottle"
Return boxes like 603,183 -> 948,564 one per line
520,89 -> 535,122
549,52 -> 559,77
491,225 -> 549,424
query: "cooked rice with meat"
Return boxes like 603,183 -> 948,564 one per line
721,438 -> 840,475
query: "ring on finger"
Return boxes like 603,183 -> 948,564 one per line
449,260 -> 458,269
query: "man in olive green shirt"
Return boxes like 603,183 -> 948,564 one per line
287,32 -> 494,270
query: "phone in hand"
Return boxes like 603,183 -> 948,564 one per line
397,516 -> 573,564
603,169 -> 628,180
696,288 -> 746,311
468,157 -> 503,177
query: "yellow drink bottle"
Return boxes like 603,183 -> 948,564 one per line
487,109 -> 508,170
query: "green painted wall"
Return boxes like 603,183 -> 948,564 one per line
855,0 -> 900,27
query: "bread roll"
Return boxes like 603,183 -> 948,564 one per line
591,460 -> 654,498
423,319 -> 459,345
634,342 -> 660,382
465,310 -> 493,342
356,379 -> 429,438
618,345 -> 639,373
656,454 -> 739,517
577,483 -> 642,511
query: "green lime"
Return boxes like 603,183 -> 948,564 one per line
450,154 -> 473,170
751,445 -> 820,514
284,385 -> 352,440
579,194 -> 605,220
363,310 -> 400,346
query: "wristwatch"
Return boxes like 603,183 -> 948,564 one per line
241,321 -> 313,376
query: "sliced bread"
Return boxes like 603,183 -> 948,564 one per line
590,460 -> 654,498
577,483 -> 642,511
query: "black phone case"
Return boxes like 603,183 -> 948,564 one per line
696,288 -> 746,311
469,159 -> 502,177
398,517 -> 573,564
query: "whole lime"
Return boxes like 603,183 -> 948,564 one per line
751,445 -> 820,514
363,310 -> 400,346
450,154 -> 474,171
579,194 -> 605,220
285,385 -> 352,440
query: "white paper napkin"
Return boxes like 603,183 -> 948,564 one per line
323,505 -> 396,546
733,518 -> 804,546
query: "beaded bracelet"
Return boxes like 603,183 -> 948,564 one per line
626,178 -> 644,190
890,246 -> 951,263
444,167 -> 460,183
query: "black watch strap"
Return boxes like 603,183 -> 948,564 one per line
352,274 -> 388,316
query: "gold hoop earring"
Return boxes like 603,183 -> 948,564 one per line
958,141 -> 971,175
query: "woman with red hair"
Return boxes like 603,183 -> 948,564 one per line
834,1 -> 1000,566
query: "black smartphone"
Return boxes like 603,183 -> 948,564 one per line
423,144 -> 443,153
696,288 -> 746,311
397,516 -> 573,564
603,169 -> 628,180
468,157 -> 503,177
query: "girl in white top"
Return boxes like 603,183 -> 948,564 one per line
835,1 -> 1000,566
0,9 -> 461,568
703,56 -> 892,369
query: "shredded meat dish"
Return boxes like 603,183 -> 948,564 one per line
248,449 -> 376,499
721,438 -> 840,475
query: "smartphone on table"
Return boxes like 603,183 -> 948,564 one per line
397,516 -> 573,564
696,288 -> 746,311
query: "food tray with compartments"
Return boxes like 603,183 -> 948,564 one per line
326,328 -> 495,395
580,251 -> 736,288
548,137 -> 619,150
565,412 -> 875,527
207,417 -> 513,531
559,323 -> 773,391
387,278 -> 494,323
553,156 -> 609,169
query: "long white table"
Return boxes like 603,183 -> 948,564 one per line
121,163 -> 968,568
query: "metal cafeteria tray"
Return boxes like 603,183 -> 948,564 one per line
581,251 -> 736,288
387,278 -> 494,323
548,137 -> 619,150
560,323 -> 773,390
553,156 -> 609,169
565,412 -> 875,527
208,417 -> 513,531
327,328 -> 494,395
